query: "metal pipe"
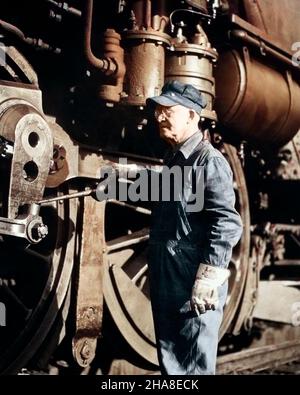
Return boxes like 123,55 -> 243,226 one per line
0,19 -> 26,41
45,0 -> 82,17
144,0 -> 152,29
83,0 -> 117,74
230,29 -> 300,71
39,189 -> 94,204
0,19 -> 61,53
271,224 -> 300,236
67,6 -> 82,18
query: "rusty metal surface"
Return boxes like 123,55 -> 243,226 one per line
273,130 -> 300,180
217,142 -> 251,337
103,260 -> 158,365
239,0 -> 300,53
130,0 -> 152,30
1,46 -> 39,86
122,30 -> 171,106
0,99 -> 52,218
166,26 -> 218,122
120,0 -> 171,106
229,14 -> 296,60
214,48 -> 300,146
45,119 -> 79,188
0,84 -> 42,114
253,280 -> 300,324
230,235 -> 261,335
98,29 -> 125,103
46,127 -> 162,187
72,197 -> 106,367
83,0 -> 125,103
83,0 -> 116,74
217,338 -> 300,374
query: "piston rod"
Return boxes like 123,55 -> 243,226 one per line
38,189 -> 94,204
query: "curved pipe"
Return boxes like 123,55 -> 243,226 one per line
84,0 -> 117,75
0,19 -> 27,42
0,19 -> 61,53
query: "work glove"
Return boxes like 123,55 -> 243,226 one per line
190,263 -> 230,316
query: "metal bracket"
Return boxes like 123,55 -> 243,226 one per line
72,197 -> 106,367
0,203 -> 48,244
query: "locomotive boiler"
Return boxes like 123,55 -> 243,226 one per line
0,0 -> 300,375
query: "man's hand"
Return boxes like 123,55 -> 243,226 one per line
190,263 -> 230,316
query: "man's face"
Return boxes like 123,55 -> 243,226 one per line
154,104 -> 192,146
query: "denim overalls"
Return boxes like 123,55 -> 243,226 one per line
148,133 -> 242,375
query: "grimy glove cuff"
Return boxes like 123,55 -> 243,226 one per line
195,263 -> 230,287
191,264 -> 230,315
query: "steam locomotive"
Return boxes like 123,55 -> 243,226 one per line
0,0 -> 300,374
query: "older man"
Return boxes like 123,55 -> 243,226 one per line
147,80 -> 243,375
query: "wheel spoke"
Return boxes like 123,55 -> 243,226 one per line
1,282 -> 32,318
106,228 -> 149,253
131,264 -> 148,284
108,199 -> 151,215
107,248 -> 135,268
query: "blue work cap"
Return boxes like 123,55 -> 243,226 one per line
147,80 -> 207,114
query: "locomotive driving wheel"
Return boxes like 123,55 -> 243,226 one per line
0,188 -> 77,374
218,142 -> 251,337
0,46 -> 78,374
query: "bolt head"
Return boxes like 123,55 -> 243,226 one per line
38,224 -> 48,238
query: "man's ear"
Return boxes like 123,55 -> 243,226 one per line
189,109 -> 196,120
189,109 -> 200,123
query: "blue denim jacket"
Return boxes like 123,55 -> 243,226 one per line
149,131 -> 243,269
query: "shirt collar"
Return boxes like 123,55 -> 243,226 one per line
175,131 -> 203,159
